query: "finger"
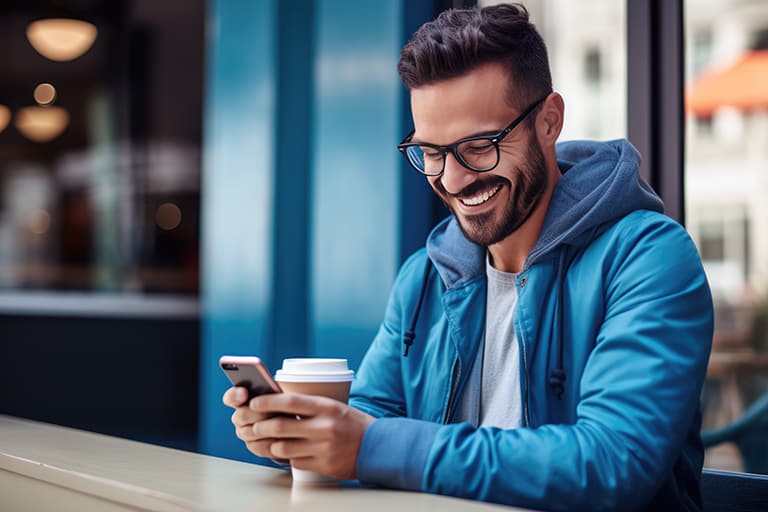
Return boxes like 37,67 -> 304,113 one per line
245,439 -> 275,458
235,425 -> 259,442
249,392 -> 340,417
270,439 -> 325,460
251,415 -> 311,441
231,407 -> 269,428
223,387 -> 248,408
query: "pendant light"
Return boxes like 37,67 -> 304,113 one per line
26,18 -> 98,62
0,105 -> 10,134
15,83 -> 69,142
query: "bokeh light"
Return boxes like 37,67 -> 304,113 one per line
34,83 -> 57,105
15,106 -> 69,142
28,209 -> 51,235
156,202 -> 182,231
0,105 -> 10,134
26,18 -> 98,62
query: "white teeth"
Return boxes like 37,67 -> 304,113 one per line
460,184 -> 502,206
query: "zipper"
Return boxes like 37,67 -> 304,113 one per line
519,325 -> 531,427
442,358 -> 461,424
517,278 -> 531,428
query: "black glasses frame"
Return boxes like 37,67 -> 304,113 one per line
397,94 -> 549,176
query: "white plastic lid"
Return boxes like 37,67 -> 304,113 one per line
275,358 -> 354,382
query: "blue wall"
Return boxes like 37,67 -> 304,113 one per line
200,0 -> 440,460
199,0 -> 276,459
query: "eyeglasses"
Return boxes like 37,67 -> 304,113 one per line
397,95 -> 548,176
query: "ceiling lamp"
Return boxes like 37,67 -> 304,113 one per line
15,106 -> 69,142
26,18 -> 98,62
0,105 -> 10,134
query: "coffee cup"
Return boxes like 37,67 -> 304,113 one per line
275,358 -> 354,484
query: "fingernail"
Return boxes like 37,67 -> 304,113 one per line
234,388 -> 246,402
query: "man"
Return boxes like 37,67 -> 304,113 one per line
224,4 -> 713,511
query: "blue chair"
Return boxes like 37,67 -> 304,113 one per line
702,392 -> 768,474
700,469 -> 768,512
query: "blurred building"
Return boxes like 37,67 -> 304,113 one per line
686,0 -> 768,308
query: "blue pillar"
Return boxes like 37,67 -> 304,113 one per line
199,0 -> 276,459
309,0 -> 403,368
200,0 -> 442,461
268,0 -> 315,366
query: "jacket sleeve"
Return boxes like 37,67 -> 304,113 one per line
348,250 -> 426,419
356,214 -> 714,512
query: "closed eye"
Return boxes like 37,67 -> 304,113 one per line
462,142 -> 494,154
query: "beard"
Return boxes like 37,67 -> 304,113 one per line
434,136 -> 548,247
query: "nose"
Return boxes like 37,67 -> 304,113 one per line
439,152 -> 476,195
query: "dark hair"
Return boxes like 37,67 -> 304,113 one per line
398,4 -> 552,111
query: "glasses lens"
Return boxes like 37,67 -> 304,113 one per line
406,145 -> 443,175
457,139 -> 498,171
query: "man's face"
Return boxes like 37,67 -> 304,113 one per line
410,64 -> 549,247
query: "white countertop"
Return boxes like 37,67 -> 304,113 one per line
0,415 -> 530,512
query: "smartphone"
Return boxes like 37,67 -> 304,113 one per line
219,355 -> 282,401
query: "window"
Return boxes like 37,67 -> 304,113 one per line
584,47 -> 603,87
752,27 -> 768,50
691,28 -> 713,76
698,219 -> 726,262
478,0 -> 626,140
0,1 -> 202,302
686,0 -> 768,475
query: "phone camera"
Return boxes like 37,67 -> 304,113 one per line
221,363 -> 238,371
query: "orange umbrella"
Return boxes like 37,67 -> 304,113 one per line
686,49 -> 768,117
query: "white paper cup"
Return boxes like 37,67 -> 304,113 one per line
275,358 -> 354,402
275,358 -> 354,484
290,467 -> 339,485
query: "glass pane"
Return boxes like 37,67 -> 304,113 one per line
0,2 -> 202,299
685,0 -> 768,475
478,0 -> 627,140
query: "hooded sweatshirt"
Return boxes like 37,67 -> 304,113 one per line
350,139 -> 713,512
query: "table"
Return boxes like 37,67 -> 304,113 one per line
0,415 -> 530,512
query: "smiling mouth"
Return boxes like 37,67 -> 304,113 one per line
459,183 -> 503,206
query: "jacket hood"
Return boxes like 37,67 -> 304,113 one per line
426,139 -> 664,288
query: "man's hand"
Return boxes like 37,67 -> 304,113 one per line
222,387 -> 375,478
222,387 -> 289,465
247,393 -> 374,480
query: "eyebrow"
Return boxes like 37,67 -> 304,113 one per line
410,127 -> 503,146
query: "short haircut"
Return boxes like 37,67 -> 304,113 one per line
398,3 -> 552,111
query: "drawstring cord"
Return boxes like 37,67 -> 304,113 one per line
549,249 -> 569,399
550,228 -> 596,399
403,258 -> 433,357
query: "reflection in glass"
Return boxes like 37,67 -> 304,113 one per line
26,18 -> 98,62
1,1 -> 203,296
686,0 -> 768,475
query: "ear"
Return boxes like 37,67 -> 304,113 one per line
536,92 -> 564,148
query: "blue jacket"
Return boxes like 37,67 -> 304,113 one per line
350,140 -> 714,511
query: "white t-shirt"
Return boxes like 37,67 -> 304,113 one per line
456,253 -> 523,429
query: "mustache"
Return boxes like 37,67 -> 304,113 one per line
435,175 -> 510,199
